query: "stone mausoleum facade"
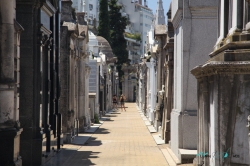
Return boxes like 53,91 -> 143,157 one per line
171,0 -> 218,162
192,0 -> 250,165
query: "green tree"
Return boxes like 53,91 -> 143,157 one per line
109,0 -> 128,93
98,0 -> 110,42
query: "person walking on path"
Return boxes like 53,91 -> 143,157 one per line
120,94 -> 126,111
112,95 -> 118,109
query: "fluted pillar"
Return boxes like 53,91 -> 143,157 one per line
84,64 -> 91,128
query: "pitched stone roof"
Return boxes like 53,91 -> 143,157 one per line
154,25 -> 167,35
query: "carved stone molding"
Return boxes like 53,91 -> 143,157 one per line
191,61 -> 250,79
172,9 -> 183,29
41,0 -> 57,17
190,7 -> 217,19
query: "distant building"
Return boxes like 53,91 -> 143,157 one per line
72,0 -> 99,26
118,0 -> 154,63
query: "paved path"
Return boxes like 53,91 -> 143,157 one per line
45,103 -> 169,166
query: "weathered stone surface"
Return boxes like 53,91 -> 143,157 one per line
192,61 -> 250,165
17,0 -> 61,164
191,12 -> 250,163
61,0 -> 74,22
171,0 -> 218,162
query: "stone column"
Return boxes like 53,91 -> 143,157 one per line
78,54 -> 85,132
162,58 -> 173,143
85,65 -> 91,128
74,55 -> 79,133
155,38 -> 163,130
146,67 -> 150,117
124,72 -> 129,100
139,73 -> 142,110
0,1 -> 23,165
146,58 -> 156,123
96,62 -> 100,115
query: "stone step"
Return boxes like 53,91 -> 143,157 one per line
147,125 -> 157,133
179,149 -> 197,163
161,149 -> 177,166
166,147 -> 181,165
152,134 -> 165,145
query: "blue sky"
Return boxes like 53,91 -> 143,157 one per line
147,0 -> 171,21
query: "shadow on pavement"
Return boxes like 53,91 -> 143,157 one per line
102,118 -> 114,122
95,128 -> 110,134
104,114 -> 117,117
43,149 -> 100,166
84,137 -> 102,146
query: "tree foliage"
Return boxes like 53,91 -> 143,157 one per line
109,0 -> 128,94
98,0 -> 110,42
109,0 -> 128,65
124,32 -> 141,41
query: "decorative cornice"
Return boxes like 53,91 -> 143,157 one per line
40,25 -> 52,35
210,33 -> 250,58
41,0 -> 57,17
172,9 -> 183,29
190,7 -> 217,19
62,22 -> 76,31
14,20 -> 24,33
191,61 -> 250,79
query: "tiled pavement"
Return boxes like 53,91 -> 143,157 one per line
44,103 -> 170,166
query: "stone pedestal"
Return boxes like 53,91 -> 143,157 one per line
0,128 -> 23,166
192,54 -> 250,166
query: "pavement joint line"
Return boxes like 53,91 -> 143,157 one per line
44,109 -> 115,165
135,103 -> 178,166
45,105 -> 170,166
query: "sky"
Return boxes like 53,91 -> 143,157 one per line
147,0 -> 171,22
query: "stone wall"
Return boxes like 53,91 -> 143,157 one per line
171,0 -> 218,162
192,61 -> 250,166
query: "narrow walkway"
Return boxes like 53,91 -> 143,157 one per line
45,103 -> 169,166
